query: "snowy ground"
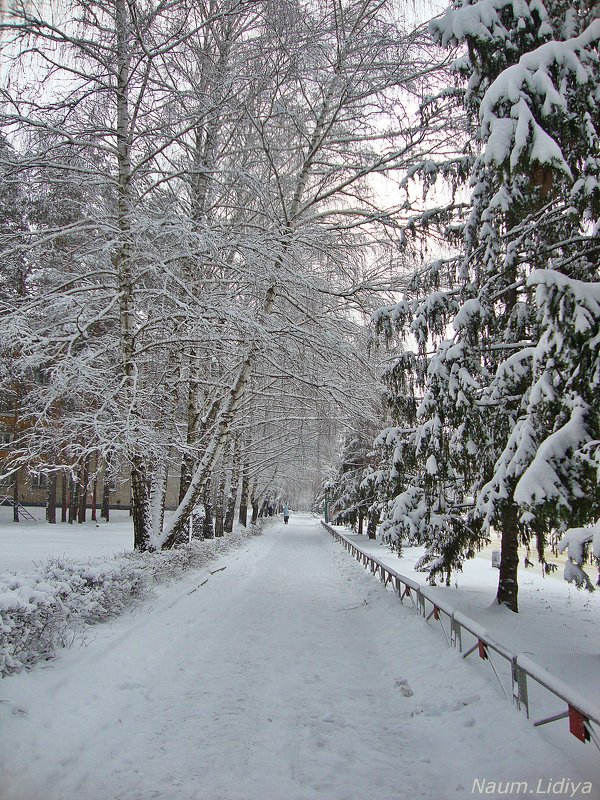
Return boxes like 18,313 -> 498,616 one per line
0,506 -> 134,573
335,529 -> 600,712
0,515 -> 598,800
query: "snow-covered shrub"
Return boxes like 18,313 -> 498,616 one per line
0,526 -> 260,677
0,557 -> 148,676
558,523 -> 600,592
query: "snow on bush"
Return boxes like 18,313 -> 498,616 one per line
558,522 -> 600,592
0,557 -> 147,677
0,526 -> 261,677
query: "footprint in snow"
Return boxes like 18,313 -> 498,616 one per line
394,678 -> 414,697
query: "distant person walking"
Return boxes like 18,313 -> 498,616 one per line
283,504 -> 289,524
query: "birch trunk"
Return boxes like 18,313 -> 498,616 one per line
202,480 -> 214,539
61,471 -> 68,523
214,442 -> 230,538
114,0 -> 152,549
161,284 -> 278,548
101,458 -> 111,522
238,455 -> 250,527
179,351 -> 201,504
91,454 -> 98,522
12,471 -> 19,522
77,455 -> 90,523
68,475 -> 79,525
224,434 -> 242,534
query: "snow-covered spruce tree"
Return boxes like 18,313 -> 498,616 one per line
331,431 -> 370,533
511,272 -> 600,590
330,416 -> 384,537
374,278 -> 484,581
464,2 -> 600,606
375,0 -> 600,608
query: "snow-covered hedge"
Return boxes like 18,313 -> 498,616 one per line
558,523 -> 600,592
0,526 -> 262,677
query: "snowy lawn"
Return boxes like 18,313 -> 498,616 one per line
1,516 -> 598,800
333,528 -> 600,712
0,507 -> 134,574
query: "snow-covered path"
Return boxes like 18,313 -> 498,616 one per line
1,517 -> 597,800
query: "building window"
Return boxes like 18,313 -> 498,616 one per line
32,473 -> 47,489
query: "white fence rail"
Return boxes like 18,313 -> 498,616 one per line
323,522 -> 600,752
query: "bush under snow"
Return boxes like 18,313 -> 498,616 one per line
0,526 -> 262,677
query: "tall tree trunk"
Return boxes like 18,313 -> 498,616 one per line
179,355 -> 201,504
366,508 -> 379,540
68,475 -> 79,525
150,459 -> 169,542
224,436 -> 241,534
89,451 -> 98,522
46,472 -> 57,524
61,470 -> 68,522
238,456 -> 250,528
91,471 -> 98,522
202,479 -> 214,539
494,207 -> 520,611
214,494 -> 224,537
179,451 -> 195,506
177,115 -> 221,503
131,460 -> 150,549
357,512 -> 364,536
101,464 -> 111,522
250,480 -> 260,525
496,502 -> 520,612
12,471 -> 19,522
214,456 -> 228,538
113,0 -> 152,549
78,455 -> 90,523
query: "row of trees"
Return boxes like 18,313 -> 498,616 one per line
3,0 -> 597,611
329,0 -> 600,611
0,1 -> 440,546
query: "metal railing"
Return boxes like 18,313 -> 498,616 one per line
323,521 -> 600,752
0,496 -> 36,521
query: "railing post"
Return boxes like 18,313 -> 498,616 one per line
417,589 -> 425,617
513,660 -> 529,717
451,615 -> 462,651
